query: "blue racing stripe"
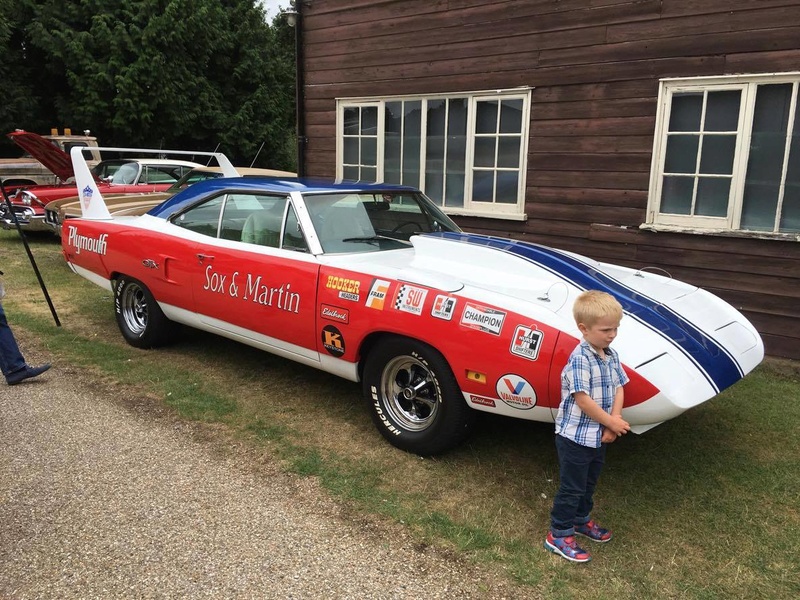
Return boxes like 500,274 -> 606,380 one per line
430,231 -> 743,393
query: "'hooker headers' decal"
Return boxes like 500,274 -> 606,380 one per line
326,275 -> 360,302
321,325 -> 345,356
460,302 -> 506,335
496,374 -> 537,410
510,325 -> 544,361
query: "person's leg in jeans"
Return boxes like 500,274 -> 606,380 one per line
574,443 -> 606,528
550,435 -> 595,537
0,303 -> 27,378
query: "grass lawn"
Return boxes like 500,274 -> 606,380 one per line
2,228 -> 798,599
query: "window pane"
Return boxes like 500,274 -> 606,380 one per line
426,172 -> 443,205
362,106 -> 377,134
664,135 -> 699,173
385,102 -> 402,134
660,176 -> 694,214
475,137 -> 496,168
476,100 -> 498,134
402,101 -> 421,187
742,84 -> 792,229
282,205 -> 309,252
175,196 -> 224,237
343,166 -> 359,181
499,99 -> 523,133
695,177 -> 730,217
343,138 -> 358,164
498,137 -> 520,168
344,107 -> 359,135
752,84 -> 792,133
361,166 -> 377,182
448,98 -> 468,136
496,171 -> 519,204
741,182 -> 779,230
445,99 -> 468,206
473,171 -> 494,202
445,173 -> 465,208
781,107 -> 800,232
427,99 -> 446,135
425,100 -> 446,201
699,135 -> 736,175
362,137 -> 377,165
779,183 -> 800,232
669,93 -> 703,132
704,91 -> 741,132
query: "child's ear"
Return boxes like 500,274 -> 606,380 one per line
577,322 -> 589,335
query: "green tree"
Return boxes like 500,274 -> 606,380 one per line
1,0 -> 296,170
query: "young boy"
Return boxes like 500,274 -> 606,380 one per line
545,290 -> 631,563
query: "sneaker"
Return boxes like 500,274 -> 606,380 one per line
544,532 -> 591,563
575,520 -> 613,543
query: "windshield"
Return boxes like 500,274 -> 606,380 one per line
304,191 -> 460,253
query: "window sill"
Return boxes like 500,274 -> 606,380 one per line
639,223 -> 800,242
444,209 -> 528,222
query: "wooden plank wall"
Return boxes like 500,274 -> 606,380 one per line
301,0 -> 800,359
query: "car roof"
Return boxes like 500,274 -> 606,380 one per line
148,177 -> 419,218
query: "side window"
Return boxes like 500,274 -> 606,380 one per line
172,193 -> 299,248
282,204 -> 309,252
236,194 -> 287,247
174,196 -> 225,237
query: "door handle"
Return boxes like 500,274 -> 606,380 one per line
196,253 -> 215,261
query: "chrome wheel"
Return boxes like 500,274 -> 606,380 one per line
119,281 -> 149,336
380,355 -> 440,432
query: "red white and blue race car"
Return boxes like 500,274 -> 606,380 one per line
62,148 -> 764,455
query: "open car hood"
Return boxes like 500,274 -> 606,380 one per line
7,130 -> 75,182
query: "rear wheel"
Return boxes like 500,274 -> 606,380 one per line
114,276 -> 177,348
362,336 -> 474,455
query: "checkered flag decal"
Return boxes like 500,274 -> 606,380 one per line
394,285 -> 408,309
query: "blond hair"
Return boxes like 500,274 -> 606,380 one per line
572,290 -> 623,327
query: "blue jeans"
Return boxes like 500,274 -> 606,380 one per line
550,434 -> 606,537
0,303 -> 27,379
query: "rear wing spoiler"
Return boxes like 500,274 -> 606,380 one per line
70,146 -> 238,220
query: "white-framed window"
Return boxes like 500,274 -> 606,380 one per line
647,73 -> 800,236
337,89 -> 531,220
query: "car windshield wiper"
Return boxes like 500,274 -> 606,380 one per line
340,235 -> 412,246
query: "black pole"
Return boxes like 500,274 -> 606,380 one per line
0,182 -> 61,327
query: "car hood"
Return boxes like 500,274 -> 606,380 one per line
7,131 -> 74,182
338,232 -> 761,395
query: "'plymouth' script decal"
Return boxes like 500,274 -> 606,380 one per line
67,225 -> 108,255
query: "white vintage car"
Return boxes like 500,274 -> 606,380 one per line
62,148 -> 764,455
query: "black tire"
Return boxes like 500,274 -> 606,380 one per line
114,276 -> 177,348
362,336 -> 474,455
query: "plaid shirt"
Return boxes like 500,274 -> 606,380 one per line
556,340 -> 629,448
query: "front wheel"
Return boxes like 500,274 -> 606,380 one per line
114,276 -> 177,348
362,336 -> 474,455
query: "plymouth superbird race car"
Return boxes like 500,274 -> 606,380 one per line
62,148 -> 764,455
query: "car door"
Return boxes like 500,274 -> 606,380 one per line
174,191 -> 319,361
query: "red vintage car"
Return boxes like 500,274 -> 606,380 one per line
0,131 -> 199,232
60,148 -> 764,455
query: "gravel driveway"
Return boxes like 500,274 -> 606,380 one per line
0,354 -> 528,599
